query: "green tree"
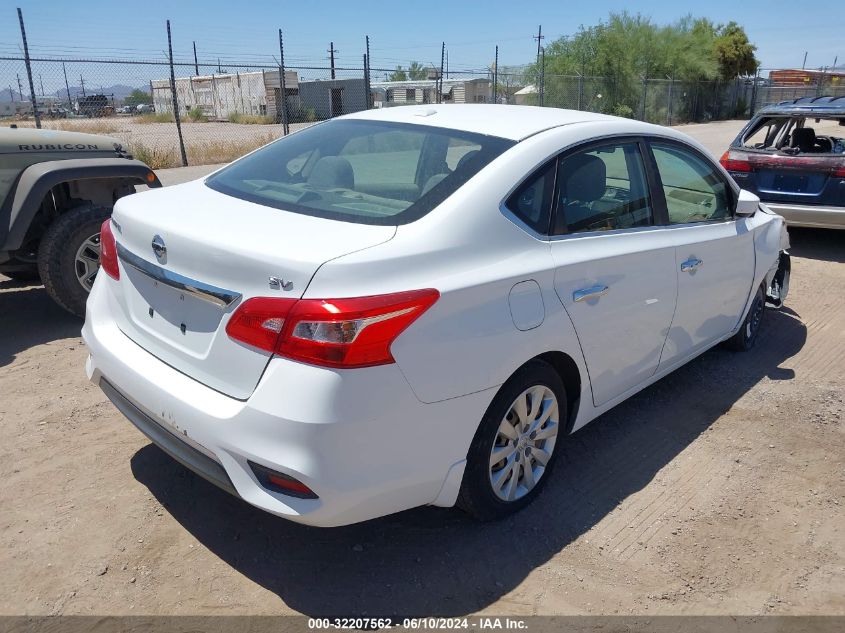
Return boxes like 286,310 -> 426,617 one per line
408,61 -> 428,80
713,22 -> 759,79
388,66 -> 408,81
124,88 -> 152,107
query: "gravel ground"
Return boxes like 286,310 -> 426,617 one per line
0,120 -> 843,617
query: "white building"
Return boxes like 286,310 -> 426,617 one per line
152,70 -> 299,120
370,78 -> 491,106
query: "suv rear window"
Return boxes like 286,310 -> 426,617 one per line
739,115 -> 845,154
206,119 -> 513,225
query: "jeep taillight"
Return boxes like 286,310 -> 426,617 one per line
99,219 -> 119,280
226,289 -> 439,368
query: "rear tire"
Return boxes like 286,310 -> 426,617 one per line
37,204 -> 111,317
725,286 -> 765,352
457,360 -> 567,521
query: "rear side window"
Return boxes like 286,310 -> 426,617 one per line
651,143 -> 732,224
206,119 -> 513,225
552,142 -> 653,234
505,162 -> 554,233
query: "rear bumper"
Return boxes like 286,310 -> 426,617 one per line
762,203 -> 845,230
82,276 -> 493,527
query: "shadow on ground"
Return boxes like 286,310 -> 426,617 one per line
0,279 -> 81,367
787,227 -> 845,263
131,300 -> 807,616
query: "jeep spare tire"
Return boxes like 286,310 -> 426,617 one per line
37,204 -> 111,317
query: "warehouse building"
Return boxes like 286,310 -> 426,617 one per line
152,70 -> 299,120
370,78 -> 491,106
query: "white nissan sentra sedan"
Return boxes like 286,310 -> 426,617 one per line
82,105 -> 791,527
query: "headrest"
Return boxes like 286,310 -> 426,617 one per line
308,156 -> 355,189
561,154 -> 606,203
791,128 -> 816,152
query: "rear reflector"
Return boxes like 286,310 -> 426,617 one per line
99,219 -> 120,280
226,289 -> 439,369
249,461 -> 318,499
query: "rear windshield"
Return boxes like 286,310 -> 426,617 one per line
739,115 -> 845,155
206,119 -> 514,225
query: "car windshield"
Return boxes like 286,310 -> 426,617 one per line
739,115 -> 845,155
205,119 -> 514,225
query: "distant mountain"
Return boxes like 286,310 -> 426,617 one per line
0,87 -> 25,102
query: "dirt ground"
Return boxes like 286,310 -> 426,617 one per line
1,124 -> 843,617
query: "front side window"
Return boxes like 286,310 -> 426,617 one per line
651,143 -> 732,224
206,120 -> 513,225
552,142 -> 653,234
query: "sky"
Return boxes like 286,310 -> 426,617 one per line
0,0 -> 842,95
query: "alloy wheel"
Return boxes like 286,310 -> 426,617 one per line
488,385 -> 559,502
74,232 -> 101,292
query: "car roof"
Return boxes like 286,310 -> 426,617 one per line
757,95 -> 845,116
341,104 -> 620,141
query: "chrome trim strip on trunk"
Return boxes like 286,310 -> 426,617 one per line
116,242 -> 241,308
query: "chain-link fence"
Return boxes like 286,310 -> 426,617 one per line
4,50 -> 845,169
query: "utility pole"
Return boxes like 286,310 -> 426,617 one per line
17,74 -> 23,101
328,42 -> 338,79
193,41 -> 199,75
62,62 -> 72,110
9,85 -> 14,102
534,25 -> 544,66
802,51 -> 808,69
39,74 -> 44,96
80,76 -> 86,97
218,57 -> 222,73
17,7 -> 41,128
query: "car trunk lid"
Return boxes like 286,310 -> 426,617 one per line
109,180 -> 396,399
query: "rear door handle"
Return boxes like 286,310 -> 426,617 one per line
573,284 -> 609,302
681,258 -> 703,273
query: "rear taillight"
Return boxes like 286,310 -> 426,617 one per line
99,219 -> 119,280
226,289 -> 439,369
720,150 -> 752,173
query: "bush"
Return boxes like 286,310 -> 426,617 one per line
135,112 -> 174,123
609,103 -> 635,119
187,107 -> 207,122
228,111 -> 273,124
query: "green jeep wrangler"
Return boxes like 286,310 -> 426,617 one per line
0,126 -> 161,316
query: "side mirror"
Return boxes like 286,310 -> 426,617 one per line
735,189 -> 759,217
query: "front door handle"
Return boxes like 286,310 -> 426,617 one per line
573,284 -> 609,302
681,258 -> 703,273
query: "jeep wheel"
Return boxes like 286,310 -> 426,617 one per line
38,204 -> 112,317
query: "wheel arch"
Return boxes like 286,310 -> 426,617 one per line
3,158 -> 160,252
534,350 -> 582,434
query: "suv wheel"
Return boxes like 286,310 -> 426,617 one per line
37,204 -> 111,317
457,360 -> 566,521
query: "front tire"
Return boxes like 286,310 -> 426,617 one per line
457,360 -> 567,521
37,204 -> 111,317
725,286 -> 765,352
